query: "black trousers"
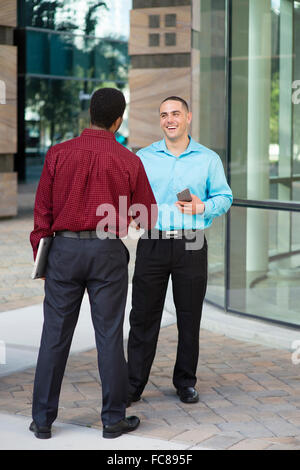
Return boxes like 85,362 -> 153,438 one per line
127,235 -> 207,396
32,236 -> 129,427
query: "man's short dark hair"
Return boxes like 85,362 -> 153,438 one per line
90,88 -> 126,129
160,96 -> 189,112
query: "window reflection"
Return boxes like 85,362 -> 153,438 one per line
205,215 -> 226,308
26,29 -> 128,81
19,0 -> 109,35
24,78 -> 128,181
293,2 -> 300,181
231,0 -> 300,203
198,0 -> 300,327
17,0 -> 130,182
229,206 -> 300,326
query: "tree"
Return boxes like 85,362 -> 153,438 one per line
85,1 -> 108,36
23,0 -> 109,32
270,71 -> 279,144
24,0 -> 65,29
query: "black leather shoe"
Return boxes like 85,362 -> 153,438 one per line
29,421 -> 52,439
126,393 -> 141,408
103,416 -> 140,439
177,387 -> 199,404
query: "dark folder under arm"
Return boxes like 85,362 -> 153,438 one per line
31,237 -> 53,280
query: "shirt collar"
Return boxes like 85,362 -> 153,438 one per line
156,135 -> 199,157
81,128 -> 116,140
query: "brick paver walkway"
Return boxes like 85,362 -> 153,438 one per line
1,184 -> 300,450
0,325 -> 300,449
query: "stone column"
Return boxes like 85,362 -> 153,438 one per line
278,0 -> 293,253
0,0 -> 17,217
246,0 -> 271,275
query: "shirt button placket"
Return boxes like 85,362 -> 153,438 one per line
174,157 -> 181,194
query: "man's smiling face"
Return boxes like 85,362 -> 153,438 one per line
159,100 -> 192,142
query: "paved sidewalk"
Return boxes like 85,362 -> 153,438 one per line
0,413 -> 196,451
1,321 -> 300,450
1,185 -> 300,450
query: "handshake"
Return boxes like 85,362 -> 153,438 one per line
130,188 -> 205,231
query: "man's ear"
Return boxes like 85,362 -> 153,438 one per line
187,111 -> 192,125
114,116 -> 123,132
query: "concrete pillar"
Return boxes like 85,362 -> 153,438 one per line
278,0 -> 293,253
0,0 -> 17,218
246,0 -> 271,273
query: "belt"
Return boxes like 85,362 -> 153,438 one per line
56,230 -> 104,239
145,229 -> 203,240
56,229 -> 202,241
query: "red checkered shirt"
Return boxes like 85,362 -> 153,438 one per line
30,128 -> 157,260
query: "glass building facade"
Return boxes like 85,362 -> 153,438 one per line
198,0 -> 300,327
15,0 -> 130,181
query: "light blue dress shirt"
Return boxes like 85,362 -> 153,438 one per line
137,136 -> 233,231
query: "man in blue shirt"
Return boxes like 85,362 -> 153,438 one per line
127,96 -> 232,406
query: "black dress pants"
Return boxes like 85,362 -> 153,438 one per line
127,235 -> 207,396
32,236 -> 129,427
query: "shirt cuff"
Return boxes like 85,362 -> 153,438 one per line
203,199 -> 214,218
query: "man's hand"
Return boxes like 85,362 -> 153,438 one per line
175,194 -> 205,215
40,277 -> 46,280
129,216 -> 141,230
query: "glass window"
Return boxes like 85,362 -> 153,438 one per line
205,215 -> 226,308
197,0 -> 300,328
19,0 -> 109,35
197,0 -> 227,165
293,2 -> 300,180
165,32 -> 176,46
16,0 -> 131,183
24,77 -> 129,181
149,33 -> 160,47
149,15 -> 160,28
18,0 -> 132,39
165,14 -> 176,27
231,0 -> 299,203
196,0 -> 227,310
25,30 -> 128,82
229,205 -> 300,326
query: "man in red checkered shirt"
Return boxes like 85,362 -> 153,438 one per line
29,88 -> 157,440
